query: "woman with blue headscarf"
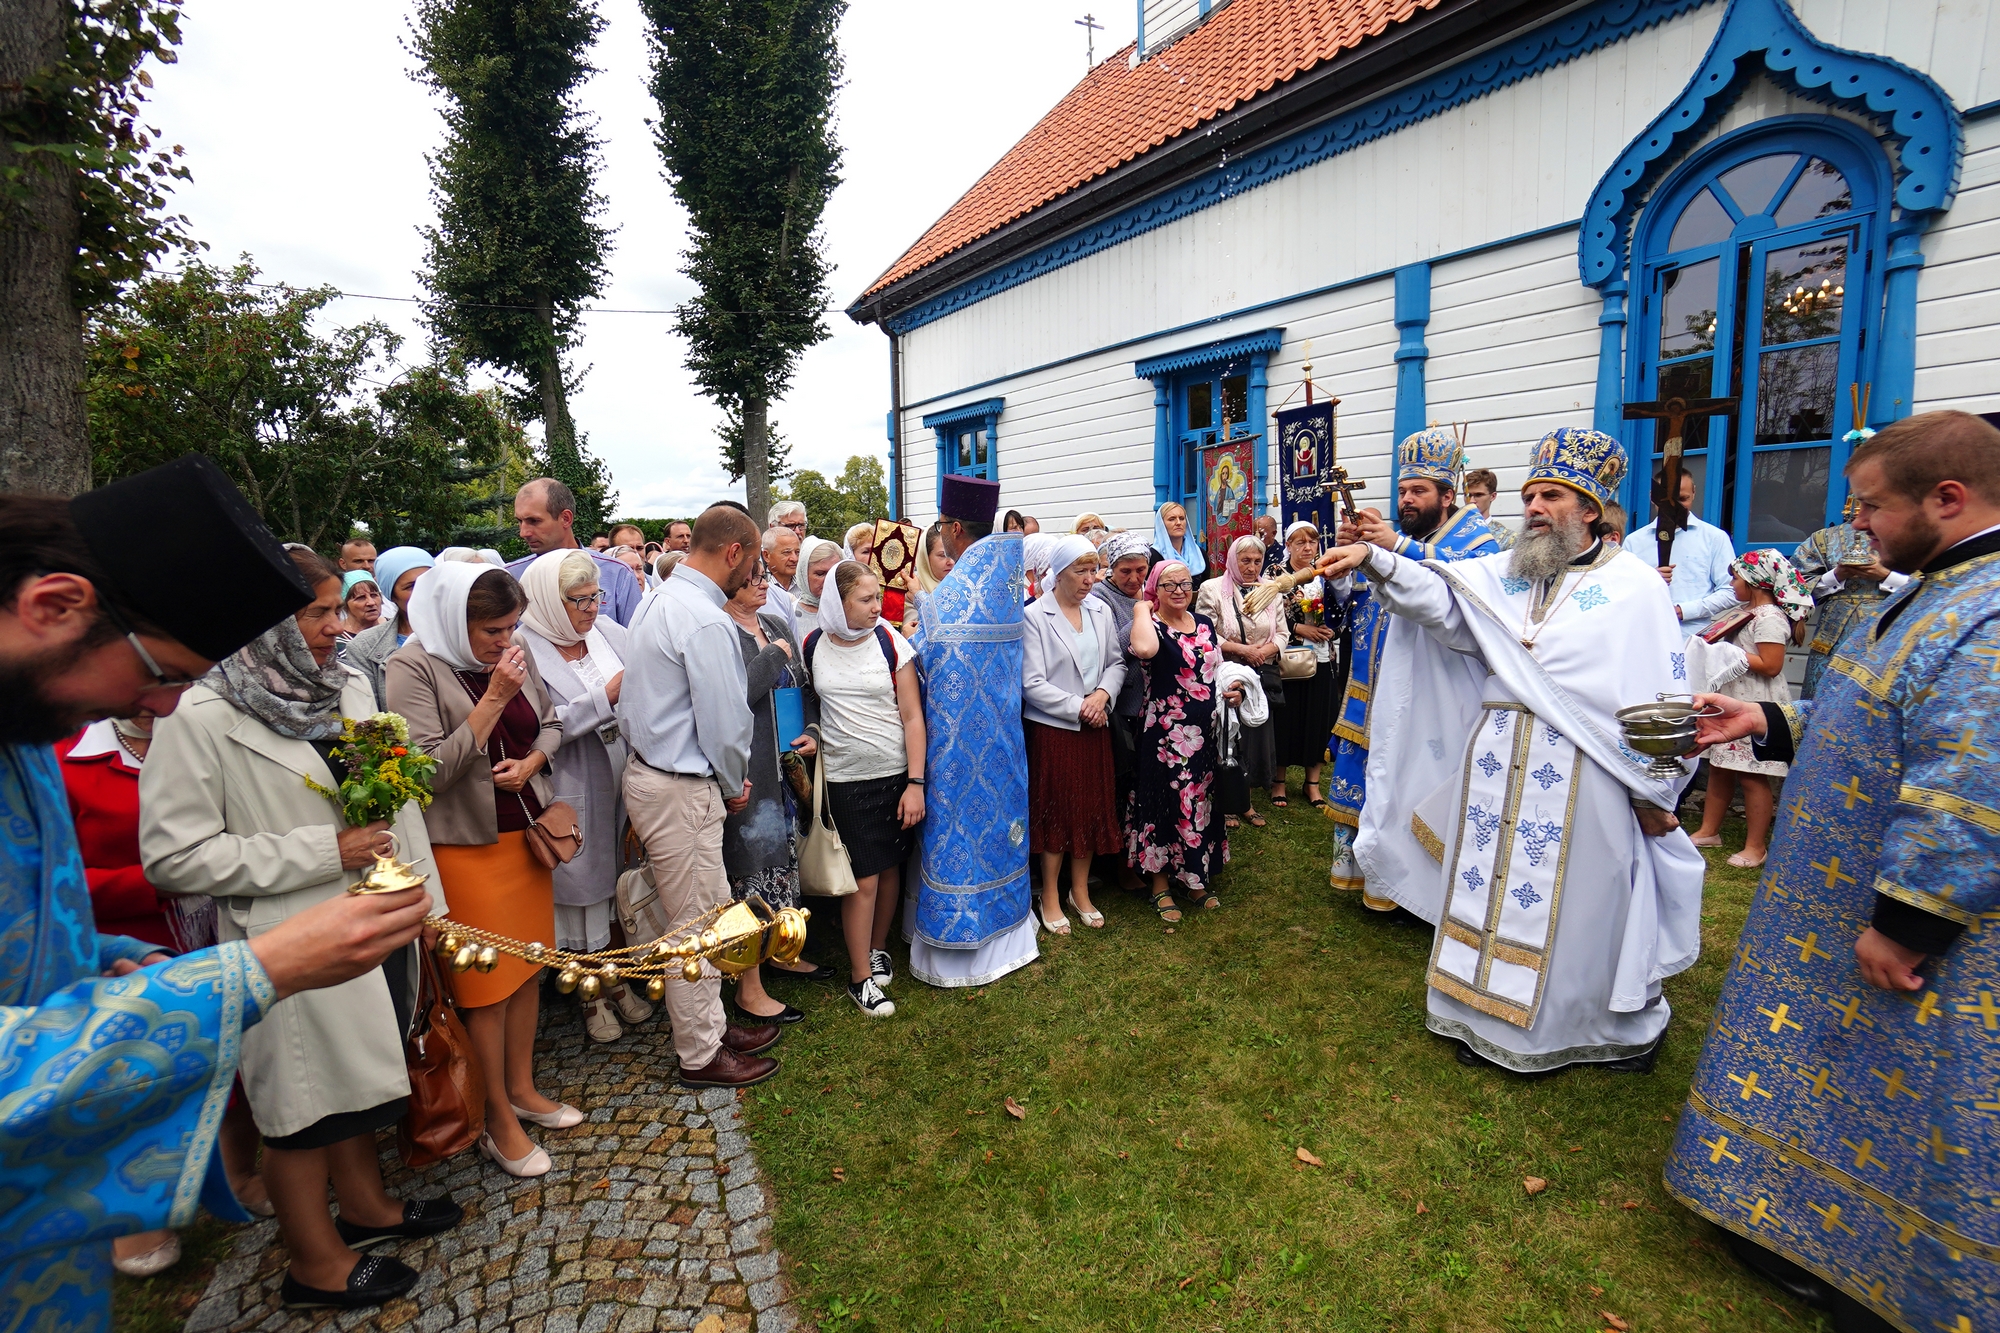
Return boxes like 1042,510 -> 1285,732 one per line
343,545 -> 434,709
1147,501 -> 1208,591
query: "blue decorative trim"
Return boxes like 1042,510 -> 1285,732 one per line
1966,97 -> 2000,121
872,0 -> 1714,334
921,396 -> 1007,430
1134,328 -> 1282,379
1391,264 -> 1432,495
1592,280 -> 1629,434
901,218 -> 1581,415
1580,0 -> 1962,289
1875,219 -> 1927,423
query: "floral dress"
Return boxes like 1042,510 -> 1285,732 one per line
1125,613 -> 1229,892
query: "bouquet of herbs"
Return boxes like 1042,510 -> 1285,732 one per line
304,712 -> 438,825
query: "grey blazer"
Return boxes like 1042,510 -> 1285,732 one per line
385,637 -> 563,846
1021,593 -> 1129,731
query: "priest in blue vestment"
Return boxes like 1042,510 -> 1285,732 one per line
1669,411 -> 2000,1333
1324,427 -> 1499,909
0,456 -> 434,1331
906,475 -> 1039,987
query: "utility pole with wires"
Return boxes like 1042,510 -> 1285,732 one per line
1076,13 -> 1102,67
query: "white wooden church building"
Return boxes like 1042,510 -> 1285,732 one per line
847,0 -> 1998,551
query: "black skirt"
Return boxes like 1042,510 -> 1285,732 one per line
1276,656 -> 1340,769
826,773 -> 917,880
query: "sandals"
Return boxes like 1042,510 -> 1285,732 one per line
1242,811 -> 1268,829
1038,908 -> 1071,936
1270,795 -> 1289,809
1149,890 -> 1182,924
1066,890 -> 1105,929
1690,833 -> 1724,848
1224,816 -> 1241,831
1727,851 -> 1768,869
1195,889 -> 1222,911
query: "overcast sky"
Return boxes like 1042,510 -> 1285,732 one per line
145,1 -> 1134,517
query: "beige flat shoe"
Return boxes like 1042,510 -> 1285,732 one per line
1727,851 -> 1768,868
113,1231 -> 180,1278
608,982 -> 654,1025
1690,833 -> 1724,847
510,1100 -> 585,1129
478,1131 -> 551,1178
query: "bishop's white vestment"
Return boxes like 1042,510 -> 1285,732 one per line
1360,540 -> 1706,1071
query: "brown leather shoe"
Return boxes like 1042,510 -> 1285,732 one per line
721,1022 -> 780,1056
677,1046 -> 779,1089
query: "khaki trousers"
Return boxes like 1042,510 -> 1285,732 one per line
621,759 -> 728,1070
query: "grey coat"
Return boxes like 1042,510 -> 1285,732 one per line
1021,593 -> 1129,731
723,609 -> 819,882
341,617 -> 401,711
518,619 -> 630,907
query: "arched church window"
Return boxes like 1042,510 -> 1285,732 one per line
1632,127 -> 1881,552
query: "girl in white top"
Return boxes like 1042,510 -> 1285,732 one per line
808,561 -> 927,1017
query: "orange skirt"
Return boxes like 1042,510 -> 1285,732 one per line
433,832 -> 555,1008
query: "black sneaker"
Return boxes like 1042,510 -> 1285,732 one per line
281,1254 -> 420,1310
847,978 -> 895,1018
334,1195 -> 464,1249
869,949 -> 895,987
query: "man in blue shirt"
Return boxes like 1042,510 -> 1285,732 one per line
505,478 -> 644,626
1627,467 -> 1737,637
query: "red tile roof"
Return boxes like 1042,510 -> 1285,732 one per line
862,0 -> 1443,300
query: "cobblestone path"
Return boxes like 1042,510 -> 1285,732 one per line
183,996 -> 802,1333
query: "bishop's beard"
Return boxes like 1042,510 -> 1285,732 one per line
1508,509 -> 1594,582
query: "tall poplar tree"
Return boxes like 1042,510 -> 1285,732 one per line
643,0 -> 842,525
411,0 -> 615,531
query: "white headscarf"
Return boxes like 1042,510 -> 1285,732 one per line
519,549 -> 585,646
1021,533 -> 1059,578
793,536 -> 838,610
1040,534 -> 1097,582
407,559 -> 492,670
817,560 -> 876,643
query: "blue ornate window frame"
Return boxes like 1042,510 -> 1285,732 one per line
1135,328 -> 1281,536
1580,0 -> 1963,533
921,397 -> 1004,506
1625,117 -> 1891,549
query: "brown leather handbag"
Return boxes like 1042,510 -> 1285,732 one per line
522,798 -> 583,869
398,943 -> 486,1168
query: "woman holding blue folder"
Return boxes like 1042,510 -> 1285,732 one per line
723,559 -> 824,1021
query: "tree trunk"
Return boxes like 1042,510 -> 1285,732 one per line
0,0 -> 89,496
742,395 -> 770,526
535,296 -> 574,466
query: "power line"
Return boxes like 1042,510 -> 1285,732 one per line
231,279 -> 837,317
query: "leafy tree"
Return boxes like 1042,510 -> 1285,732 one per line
0,0 -> 198,494
775,454 -> 886,543
410,0 -> 616,533
86,260 -> 520,551
642,0 -> 843,524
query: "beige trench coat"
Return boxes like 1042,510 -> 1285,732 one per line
139,666 -> 444,1140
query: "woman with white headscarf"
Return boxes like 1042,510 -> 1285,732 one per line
386,562 -> 574,1179
1195,534 -> 1288,826
1272,520 -> 1344,810
515,550 -> 653,1044
804,560 -> 926,1019
790,535 -> 840,645
1021,534 -> 1126,932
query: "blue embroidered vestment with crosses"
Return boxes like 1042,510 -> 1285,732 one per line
1664,549 -> 2000,1330
0,743 -> 271,1333
1327,507 -> 1499,886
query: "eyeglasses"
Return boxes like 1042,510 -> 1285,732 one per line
564,591 -> 608,609
779,519 -> 807,533
1157,580 -> 1194,593
98,598 -> 202,692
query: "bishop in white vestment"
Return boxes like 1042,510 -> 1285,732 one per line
1319,428 -> 1706,1072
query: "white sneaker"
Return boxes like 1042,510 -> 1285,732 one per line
847,978 -> 895,1018
582,998 -> 622,1044
868,948 -> 895,987
608,982 -> 654,1025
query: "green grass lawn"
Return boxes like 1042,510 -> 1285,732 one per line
749,788 -> 1818,1333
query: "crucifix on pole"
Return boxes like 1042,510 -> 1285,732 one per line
1622,393 -> 1738,568
1075,13 -> 1103,67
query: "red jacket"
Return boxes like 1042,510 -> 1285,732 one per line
56,722 -> 176,949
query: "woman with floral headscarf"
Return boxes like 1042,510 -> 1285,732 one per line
1690,548 -> 1811,868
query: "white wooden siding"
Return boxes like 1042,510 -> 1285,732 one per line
1915,113 -> 2000,417
1792,0 -> 2000,112
899,275 -> 1397,535
1423,228 -> 1605,532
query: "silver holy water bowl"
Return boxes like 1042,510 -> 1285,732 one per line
1615,696 -> 1713,781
